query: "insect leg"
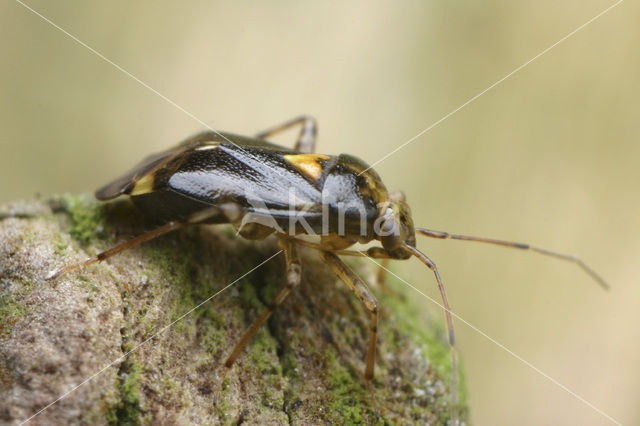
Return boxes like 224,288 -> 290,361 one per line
328,243 -> 459,421
291,239 -> 458,419
320,251 -> 379,412
214,238 -> 301,398
376,258 -> 389,287
255,115 -> 317,153
46,207 -> 221,280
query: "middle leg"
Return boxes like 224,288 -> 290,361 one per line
214,237 -> 301,399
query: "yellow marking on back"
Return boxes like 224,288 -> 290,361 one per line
130,173 -> 155,195
283,154 -> 330,181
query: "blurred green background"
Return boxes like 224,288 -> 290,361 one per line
2,1 -> 638,424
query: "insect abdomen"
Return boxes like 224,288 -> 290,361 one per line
131,190 -> 227,225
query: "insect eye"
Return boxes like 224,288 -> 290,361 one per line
380,217 -> 402,250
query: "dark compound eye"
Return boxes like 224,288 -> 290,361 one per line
380,216 -> 402,250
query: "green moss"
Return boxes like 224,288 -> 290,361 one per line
282,350 -> 298,380
324,347 -> 374,424
105,406 -> 117,425
75,274 -> 99,293
214,396 -> 230,420
21,231 -> 37,245
107,358 -> 143,426
0,295 -> 26,337
199,310 -> 227,357
379,270 -> 469,419
59,194 -> 106,246
382,285 -> 450,375
161,376 -> 178,392
142,229 -> 218,322
238,279 -> 263,311
259,272 -> 282,307
220,224 -> 238,239
53,232 -> 68,255
20,279 -> 33,294
249,328 -> 281,376
120,362 -> 142,420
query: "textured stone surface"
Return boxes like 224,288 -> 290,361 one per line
0,195 -> 466,425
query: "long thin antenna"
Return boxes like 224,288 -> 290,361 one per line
417,228 -> 610,290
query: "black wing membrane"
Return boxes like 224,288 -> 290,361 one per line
95,131 -> 298,201
165,143 -> 326,213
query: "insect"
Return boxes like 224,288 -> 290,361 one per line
47,116 -> 608,423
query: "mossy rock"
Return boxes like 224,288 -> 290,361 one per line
0,195 -> 467,424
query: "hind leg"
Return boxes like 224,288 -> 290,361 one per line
255,115 -> 317,153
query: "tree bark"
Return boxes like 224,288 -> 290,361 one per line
0,195 -> 466,425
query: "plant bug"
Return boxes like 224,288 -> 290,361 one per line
47,116 -> 608,423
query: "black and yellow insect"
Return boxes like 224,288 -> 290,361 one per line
47,116 -> 608,423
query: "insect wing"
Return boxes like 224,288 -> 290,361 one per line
166,144 -> 328,220
95,131 -> 293,201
